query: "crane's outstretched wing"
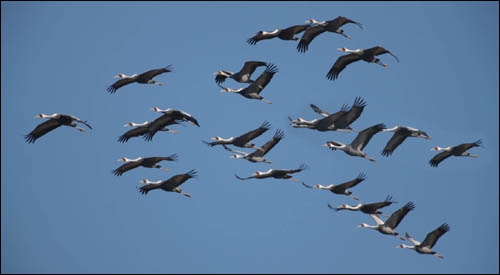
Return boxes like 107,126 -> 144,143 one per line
113,161 -> 142,176
25,119 -> 62,143
234,121 -> 271,145
139,65 -> 173,80
336,172 -> 366,190
247,30 -> 281,45
420,223 -> 450,249
297,25 -> 326,53
351,123 -> 386,151
429,151 -> 453,167
384,202 -> 415,229
382,130 -> 410,157
252,129 -> 284,157
107,76 -> 138,94
326,53 -> 362,81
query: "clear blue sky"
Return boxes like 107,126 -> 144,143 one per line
2,2 -> 498,274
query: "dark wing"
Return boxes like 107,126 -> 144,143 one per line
429,151 -> 453,167
139,65 -> 173,80
328,16 -> 363,30
143,154 -> 178,164
335,172 -> 366,191
143,114 -> 175,142
25,119 -> 63,143
385,202 -> 415,229
315,107 -> 350,130
107,75 -> 139,94
113,161 -> 142,176
118,126 -> 148,143
366,46 -> 399,62
249,63 -> 279,94
215,70 -> 232,84
239,61 -> 268,76
310,104 -> 330,117
252,129 -> 284,157
139,183 -> 161,195
247,30 -> 281,45
326,53 -> 362,80
340,96 -> 367,127
452,140 -> 482,154
297,25 -> 327,53
351,123 -> 386,151
420,223 -> 450,249
382,130 -> 410,157
276,163 -> 308,174
234,121 -> 271,144
363,195 -> 394,213
165,169 -> 197,188
170,110 -> 200,127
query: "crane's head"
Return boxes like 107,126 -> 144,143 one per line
211,136 -> 222,141
117,157 -> 128,162
139,179 -> 148,184
337,47 -> 348,52
114,73 -> 126,79
338,204 -> 348,209
357,223 -> 369,228
431,146 -> 440,151
230,154 -> 243,159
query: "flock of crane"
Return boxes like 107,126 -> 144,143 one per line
24,16 -> 484,260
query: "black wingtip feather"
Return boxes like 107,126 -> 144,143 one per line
24,134 -> 36,143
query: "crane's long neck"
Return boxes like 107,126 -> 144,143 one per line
119,157 -> 142,162
338,48 -> 363,55
124,121 -> 150,127
398,244 -> 416,250
221,87 -> 244,93
142,179 -> 162,184
152,107 -> 172,113
213,136 -> 234,143
344,204 -> 363,210
315,184 -> 334,190
434,146 -> 452,152
36,113 -> 60,119
115,73 -> 138,79
359,223 -> 379,230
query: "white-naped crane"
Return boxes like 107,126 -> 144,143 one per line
397,223 -> 450,259
235,163 -> 308,182
225,129 -> 285,164
214,61 -> 268,84
381,126 -> 431,157
358,202 -> 415,241
107,65 -> 173,94
297,16 -> 363,53
324,123 -> 386,162
302,172 -> 366,200
113,154 -> 178,176
429,140 -> 482,167
25,113 -> 92,143
326,46 -> 399,81
139,169 -> 197,198
219,63 -> 278,104
329,195 -> 395,217
117,121 -> 178,143
247,24 -> 311,45
143,108 -> 200,142
289,96 -> 366,132
203,121 -> 271,150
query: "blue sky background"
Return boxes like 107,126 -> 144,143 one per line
2,2 -> 498,274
